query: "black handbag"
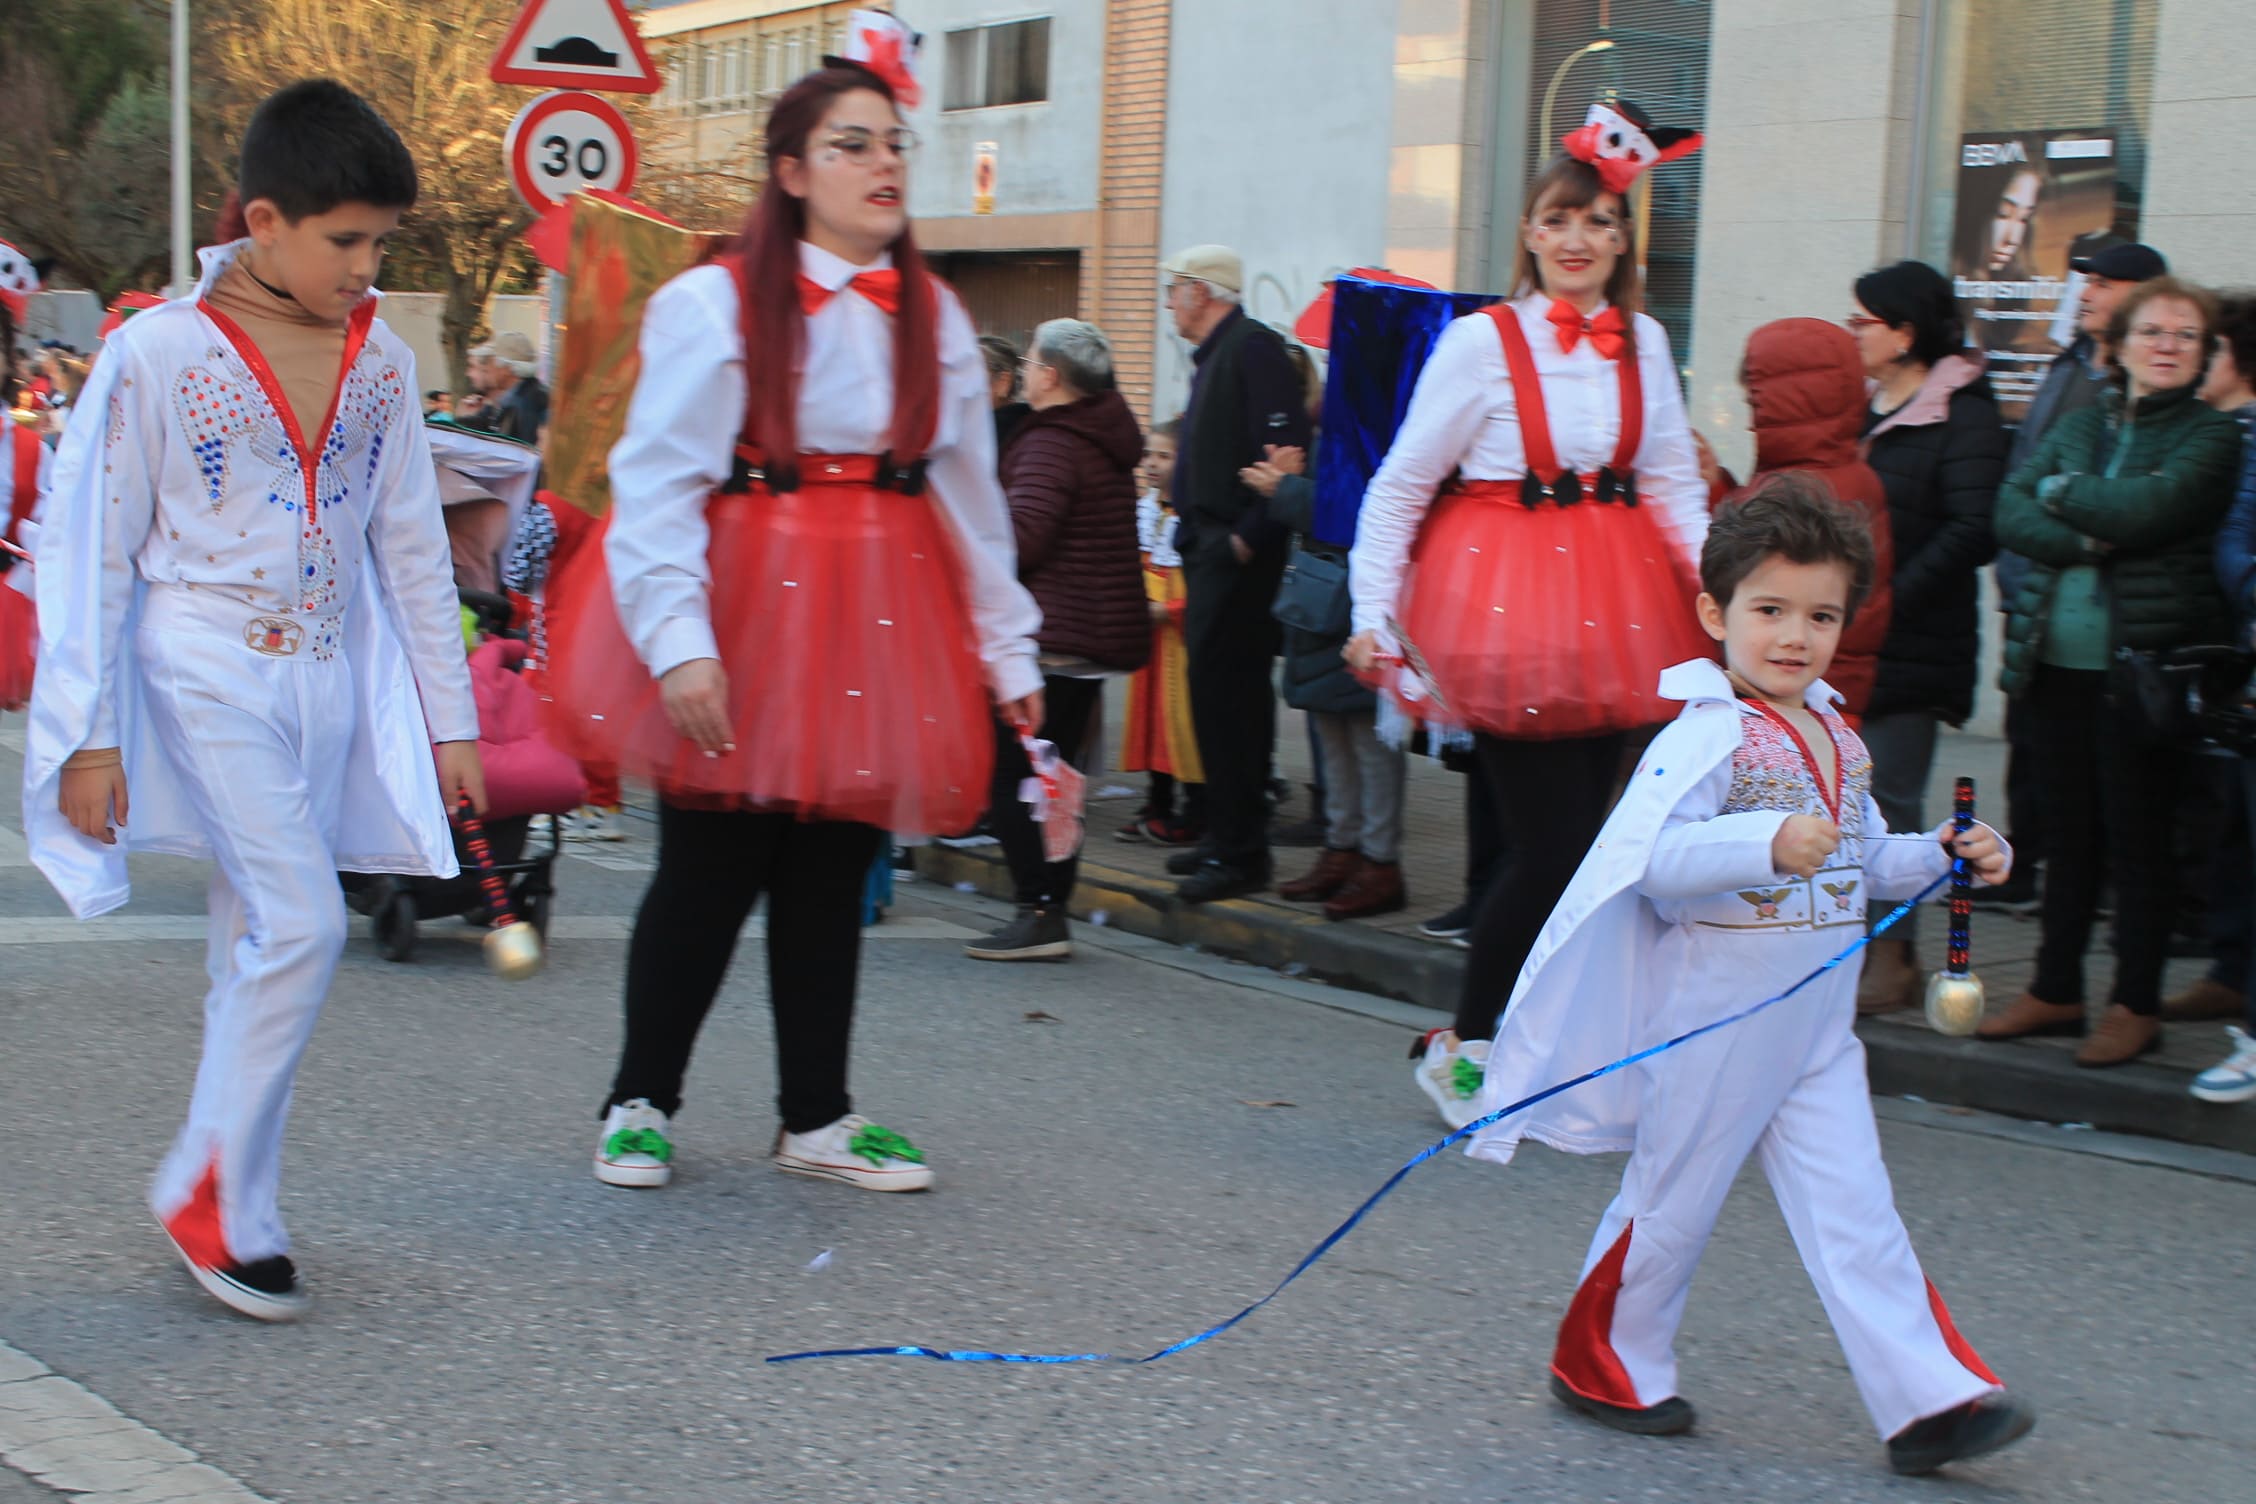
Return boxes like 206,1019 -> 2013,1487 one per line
1272,540 -> 1352,640
2111,643 -> 2255,748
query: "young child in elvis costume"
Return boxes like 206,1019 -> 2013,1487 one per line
1346,104 -> 1715,1128
1468,477 -> 2034,1475
22,82 -> 484,1321
548,19 -> 1043,1193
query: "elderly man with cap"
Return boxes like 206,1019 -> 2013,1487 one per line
1983,238 -> 2167,912
1159,244 -> 1313,902
461,328 -> 551,445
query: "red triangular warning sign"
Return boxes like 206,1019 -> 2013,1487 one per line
491,0 -> 661,95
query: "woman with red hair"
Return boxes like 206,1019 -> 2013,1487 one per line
552,43 -> 1042,1193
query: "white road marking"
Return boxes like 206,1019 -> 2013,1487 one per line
0,914 -> 978,945
0,1338 -> 271,1502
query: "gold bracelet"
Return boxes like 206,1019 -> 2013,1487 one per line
63,747 -> 123,772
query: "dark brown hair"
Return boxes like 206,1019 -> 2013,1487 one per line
2108,276 -> 2221,374
1514,156 -> 1642,345
2213,290 -> 2256,393
729,68 -> 940,462
1702,472 -> 1877,623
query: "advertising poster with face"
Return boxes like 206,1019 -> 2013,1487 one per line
1950,129 -> 2117,420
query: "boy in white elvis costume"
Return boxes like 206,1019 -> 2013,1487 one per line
1468,477 -> 2035,1476
21,81 -> 484,1322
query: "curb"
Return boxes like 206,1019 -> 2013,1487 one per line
921,843 -> 2256,1158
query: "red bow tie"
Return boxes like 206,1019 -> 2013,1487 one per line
1547,299 -> 1627,361
798,268 -> 902,317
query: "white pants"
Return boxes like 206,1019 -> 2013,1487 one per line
1550,961 -> 2000,1440
137,603 -> 355,1266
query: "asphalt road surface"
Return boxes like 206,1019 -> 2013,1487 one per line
2,723 -> 2249,1502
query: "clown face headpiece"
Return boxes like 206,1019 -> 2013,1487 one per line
1560,100 -> 1702,195
822,9 -> 924,110
0,239 -> 51,322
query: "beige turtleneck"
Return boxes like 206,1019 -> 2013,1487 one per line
205,254 -> 348,441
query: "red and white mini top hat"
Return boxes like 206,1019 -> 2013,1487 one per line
1560,100 -> 1702,195
824,9 -> 924,109
0,239 -> 47,321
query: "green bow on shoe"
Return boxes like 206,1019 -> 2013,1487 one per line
848,1123 -> 924,1168
606,1127 -> 673,1162
1450,1055 -> 1486,1100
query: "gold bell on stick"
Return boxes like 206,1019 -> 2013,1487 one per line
1924,971 -> 1985,1037
1925,775 -> 1983,1036
484,919 -> 546,980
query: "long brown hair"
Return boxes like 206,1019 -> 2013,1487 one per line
729,67 -> 940,462
1512,156 -> 1643,347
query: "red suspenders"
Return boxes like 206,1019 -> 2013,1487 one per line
1479,302 -> 1643,508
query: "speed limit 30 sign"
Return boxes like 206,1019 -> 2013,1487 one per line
504,90 -> 640,212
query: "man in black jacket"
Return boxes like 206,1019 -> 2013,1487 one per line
1160,244 -> 1313,901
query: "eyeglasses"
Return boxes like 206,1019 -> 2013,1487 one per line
1018,356 -> 1051,371
2127,324 -> 2204,348
819,126 -> 921,162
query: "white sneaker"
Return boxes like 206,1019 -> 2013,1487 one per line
773,1114 -> 934,1192
564,805 -> 629,843
1413,1030 -> 1490,1131
2191,1025 -> 2256,1104
594,1099 -> 674,1187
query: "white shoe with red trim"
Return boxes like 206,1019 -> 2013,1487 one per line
774,1114 -> 934,1192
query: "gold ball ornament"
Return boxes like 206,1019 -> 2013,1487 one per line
484,920 -> 545,981
1924,971 -> 1985,1037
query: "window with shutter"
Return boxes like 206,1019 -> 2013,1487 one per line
1521,2 -> 1712,370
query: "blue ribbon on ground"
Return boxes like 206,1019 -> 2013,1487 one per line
766,869 -> 1952,1367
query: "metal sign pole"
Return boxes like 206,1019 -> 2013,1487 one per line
171,0 -> 192,293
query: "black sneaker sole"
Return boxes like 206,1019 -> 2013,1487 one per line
1549,1372 -> 1695,1435
161,1229 -> 310,1323
1888,1397 -> 2036,1475
962,940 -> 1072,961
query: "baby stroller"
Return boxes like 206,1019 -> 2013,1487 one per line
342,591 -> 587,962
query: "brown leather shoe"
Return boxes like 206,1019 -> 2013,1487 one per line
1857,938 -> 1920,1015
1975,992 -> 2086,1040
1278,847 -> 1359,902
2075,1004 -> 2162,1067
1325,859 -> 1406,921
2161,977 -> 2244,1023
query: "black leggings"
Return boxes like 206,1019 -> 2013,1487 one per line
1454,731 -> 1625,1040
987,674 -> 1105,908
2025,666 -> 2183,1015
608,804 -> 883,1133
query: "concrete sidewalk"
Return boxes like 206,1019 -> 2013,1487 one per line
926,711 -> 2256,1157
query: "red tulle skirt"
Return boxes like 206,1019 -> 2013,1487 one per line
1390,481 -> 1711,739
543,466 -> 994,835
0,583 -> 33,711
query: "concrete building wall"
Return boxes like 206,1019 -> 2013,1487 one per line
910,0 -> 1107,224
2142,0 -> 2256,283
1150,0 -> 1399,415
1683,0 -> 1926,480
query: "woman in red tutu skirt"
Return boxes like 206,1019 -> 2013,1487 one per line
548,28 -> 1043,1194
1344,109 -> 1715,1127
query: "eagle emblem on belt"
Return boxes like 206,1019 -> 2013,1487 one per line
245,616 -> 304,656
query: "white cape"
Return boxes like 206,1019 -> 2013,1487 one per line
1466,658 -> 1814,1166
22,248 -> 465,919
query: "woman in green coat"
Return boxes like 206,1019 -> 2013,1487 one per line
1981,277 -> 2245,1066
